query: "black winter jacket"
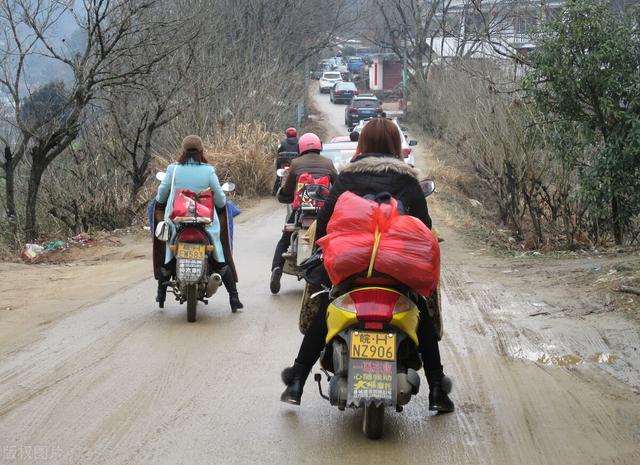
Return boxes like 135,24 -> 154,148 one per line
277,136 -> 299,154
316,153 -> 431,239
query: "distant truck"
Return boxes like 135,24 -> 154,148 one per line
347,57 -> 365,74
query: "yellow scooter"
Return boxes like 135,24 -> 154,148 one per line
306,179 -> 438,439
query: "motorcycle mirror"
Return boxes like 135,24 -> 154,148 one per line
156,171 -> 166,181
276,168 -> 288,178
221,182 -> 236,193
419,178 -> 436,197
409,139 -> 418,146
306,184 -> 331,202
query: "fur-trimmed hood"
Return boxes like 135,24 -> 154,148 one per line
342,154 -> 419,179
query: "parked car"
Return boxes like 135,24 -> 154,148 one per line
330,81 -> 358,104
318,71 -> 343,93
351,118 -> 418,166
320,141 -> 358,172
344,94 -> 383,128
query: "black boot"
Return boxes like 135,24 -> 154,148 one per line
428,375 -> 454,413
270,267 -> 283,294
280,362 -> 311,405
221,266 -> 243,312
156,280 -> 167,308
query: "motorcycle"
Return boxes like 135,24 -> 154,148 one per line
273,168 -> 325,287
272,151 -> 299,196
305,180 -> 438,440
153,172 -> 237,322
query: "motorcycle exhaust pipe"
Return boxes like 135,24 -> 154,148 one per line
206,273 -> 222,297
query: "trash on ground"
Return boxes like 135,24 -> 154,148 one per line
21,243 -> 45,260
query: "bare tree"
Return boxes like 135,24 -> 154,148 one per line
0,0 -> 183,241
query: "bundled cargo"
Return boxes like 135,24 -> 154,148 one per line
169,188 -> 214,222
316,191 -> 440,296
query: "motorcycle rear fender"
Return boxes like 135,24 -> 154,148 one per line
325,287 -> 420,346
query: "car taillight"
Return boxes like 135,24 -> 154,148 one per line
376,107 -> 383,112
177,227 -> 208,243
350,107 -> 358,113
336,90 -> 342,94
354,90 -> 359,95
402,147 -> 412,156
352,288 -> 400,322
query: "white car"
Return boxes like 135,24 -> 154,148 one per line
351,118 -> 418,166
318,71 -> 343,93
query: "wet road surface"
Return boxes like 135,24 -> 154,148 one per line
0,91 -> 638,465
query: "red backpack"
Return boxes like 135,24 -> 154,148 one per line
292,173 -> 330,209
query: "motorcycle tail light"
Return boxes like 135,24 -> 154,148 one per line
351,288 -> 399,322
364,321 -> 384,330
177,227 -> 208,243
403,147 -> 412,156
332,292 -> 356,313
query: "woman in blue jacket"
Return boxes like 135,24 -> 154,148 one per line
156,135 -> 243,312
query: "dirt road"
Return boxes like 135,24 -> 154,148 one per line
0,92 -> 638,465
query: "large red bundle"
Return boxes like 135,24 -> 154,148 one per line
316,191 -> 440,296
170,189 -> 214,221
292,173 -> 330,209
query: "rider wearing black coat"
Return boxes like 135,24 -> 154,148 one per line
316,153 -> 431,239
278,136 -> 299,155
279,119 -> 453,414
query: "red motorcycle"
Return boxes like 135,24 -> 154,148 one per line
153,172 -> 236,322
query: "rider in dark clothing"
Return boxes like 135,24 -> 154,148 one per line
272,128 -> 300,196
278,128 -> 299,154
279,119 -> 454,414
270,133 -> 337,294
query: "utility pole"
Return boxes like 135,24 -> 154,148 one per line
402,37 -> 408,113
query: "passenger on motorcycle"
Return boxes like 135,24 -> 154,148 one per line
155,135 -> 243,312
272,128 -> 300,196
278,127 -> 299,154
280,119 -> 454,413
270,132 -> 337,293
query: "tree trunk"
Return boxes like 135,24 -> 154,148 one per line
3,147 -> 18,242
611,193 -> 623,245
24,161 -> 46,242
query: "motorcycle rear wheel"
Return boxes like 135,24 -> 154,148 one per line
362,404 -> 385,439
186,284 -> 197,322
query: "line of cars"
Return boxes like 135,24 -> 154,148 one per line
320,118 -> 418,170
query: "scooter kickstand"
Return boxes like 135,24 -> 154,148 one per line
314,373 -> 330,401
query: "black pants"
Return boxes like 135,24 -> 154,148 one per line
294,294 -> 444,387
271,212 -> 295,270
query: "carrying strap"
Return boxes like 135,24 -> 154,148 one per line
366,226 -> 382,278
170,164 -> 177,193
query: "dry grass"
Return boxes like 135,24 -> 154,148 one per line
204,123 -> 279,199
302,97 -> 329,141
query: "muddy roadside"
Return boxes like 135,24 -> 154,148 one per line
412,132 -> 640,390
0,199 -> 272,358
0,230 -> 152,356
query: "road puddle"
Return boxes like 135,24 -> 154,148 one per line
511,349 -> 619,367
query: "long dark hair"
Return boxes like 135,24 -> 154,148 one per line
352,118 -> 403,161
177,149 -> 208,165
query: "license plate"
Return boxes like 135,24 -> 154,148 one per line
177,243 -> 205,260
350,331 -> 396,361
